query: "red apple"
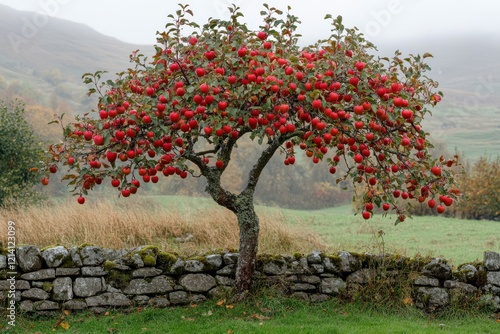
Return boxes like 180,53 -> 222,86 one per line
431,166 -> 442,176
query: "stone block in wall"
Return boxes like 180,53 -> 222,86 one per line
205,254 -> 223,270
291,292 -> 309,301
56,268 -> 80,276
307,251 -> 323,264
69,247 -> 83,267
52,277 -> 73,301
20,269 -> 55,281
457,264 -> 478,284
443,280 -> 478,294
322,257 -> 341,275
123,275 -> 175,295
310,294 -> 330,303
0,255 -> 6,269
479,294 -> 500,311
169,291 -> 189,305
16,245 -> 42,272
20,300 -> 34,312
422,258 -> 452,281
80,246 -> 105,266
86,292 -> 132,307
414,287 -> 449,313
338,251 -> 361,273
487,271 -> 500,287
223,253 -> 239,265
414,276 -> 440,287
62,299 -> 88,310
132,268 -> 163,278
309,264 -> 324,274
180,274 -> 216,292
167,258 -> 185,274
81,266 -> 108,276
262,258 -> 287,275
133,295 -> 150,306
485,251 -> 500,271
41,246 -> 70,268
289,257 -> 309,274
290,283 -> 316,291
73,277 -> 105,297
21,288 -> 49,300
184,260 -> 205,273
320,278 -> 346,295
33,300 -> 60,311
190,294 -> 207,303
208,286 -> 232,299
299,275 -> 321,285
216,264 -> 236,276
0,279 -> 29,290
149,296 -> 170,308
347,269 -> 376,285
216,275 -> 235,286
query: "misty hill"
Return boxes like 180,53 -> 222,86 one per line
0,4 -> 148,81
0,4 -> 498,159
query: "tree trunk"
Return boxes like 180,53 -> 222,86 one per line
233,193 -> 259,301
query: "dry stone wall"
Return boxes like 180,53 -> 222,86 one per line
1,245 -> 499,314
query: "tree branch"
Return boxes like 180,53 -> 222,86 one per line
243,131 -> 300,194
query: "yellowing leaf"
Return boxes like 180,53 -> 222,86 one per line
104,311 -> 110,316
190,304 -> 198,308
63,310 -> 70,316
60,322 -> 70,330
225,304 -> 234,309
216,299 -> 226,306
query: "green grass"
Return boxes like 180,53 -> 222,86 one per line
152,195 -> 499,265
279,205 -> 499,266
11,297 -> 498,334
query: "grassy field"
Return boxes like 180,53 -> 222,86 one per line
12,296 -> 498,334
153,195 -> 498,265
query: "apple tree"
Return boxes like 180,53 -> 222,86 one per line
42,4 -> 460,300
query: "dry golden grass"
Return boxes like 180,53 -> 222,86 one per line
0,198 -> 327,256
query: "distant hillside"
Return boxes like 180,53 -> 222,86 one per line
381,34 -> 500,159
0,4 -> 498,159
0,4 -> 149,81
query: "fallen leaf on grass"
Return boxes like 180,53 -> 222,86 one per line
226,304 -> 234,309
60,322 -> 70,330
105,311 -> 110,316
62,310 -> 70,316
202,310 -> 213,317
53,317 -> 66,329
216,299 -> 226,306
190,304 -> 198,308
181,316 -> 195,321
227,330 -> 234,334
107,328 -> 118,333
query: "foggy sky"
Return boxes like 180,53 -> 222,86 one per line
1,0 -> 499,46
